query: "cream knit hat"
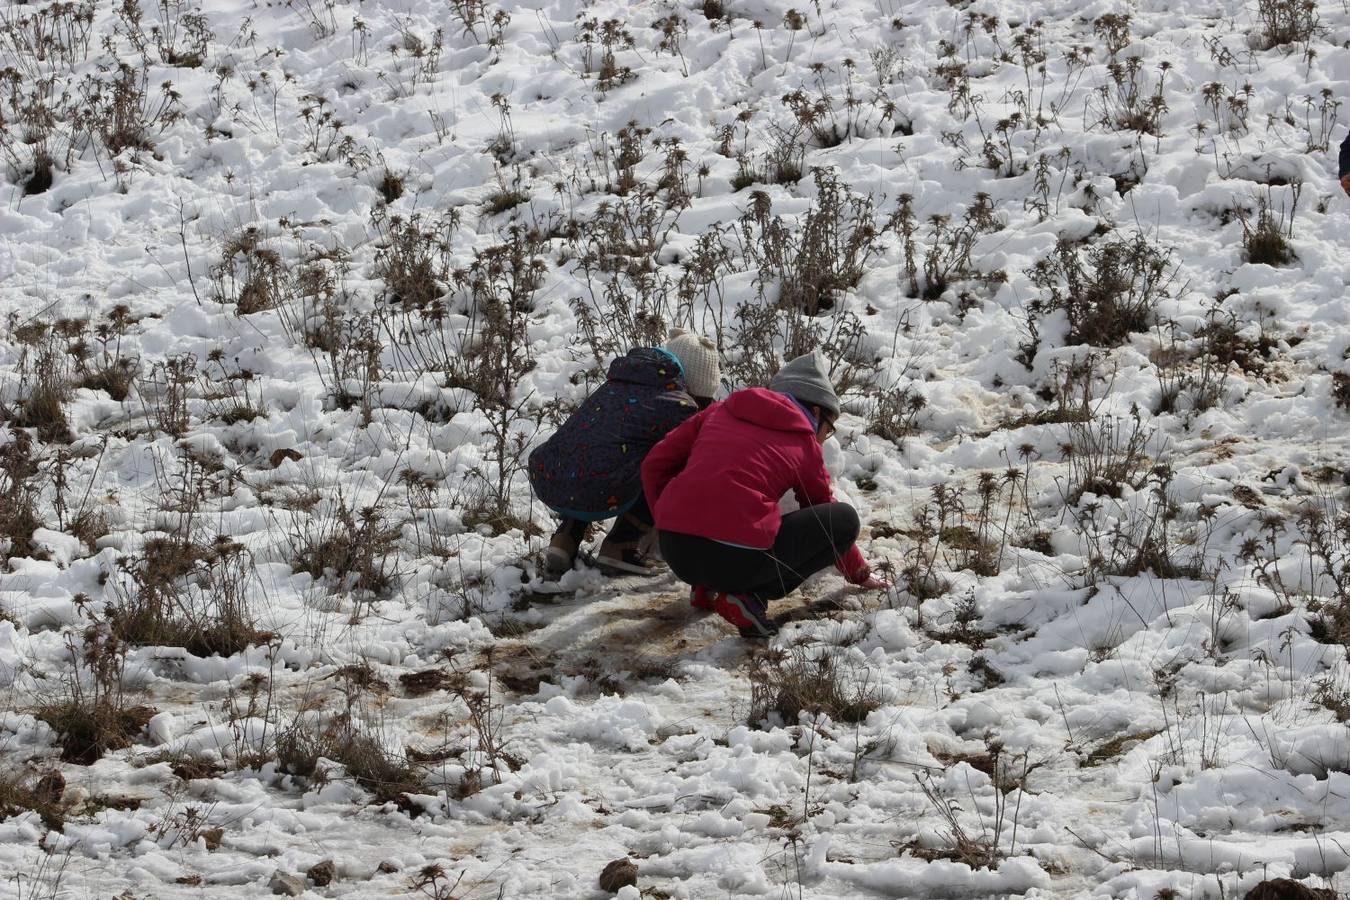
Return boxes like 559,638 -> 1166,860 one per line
662,328 -> 721,399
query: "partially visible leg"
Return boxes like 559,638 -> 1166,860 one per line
661,505 -> 860,636
596,493 -> 660,576
561,517 -> 590,544
601,492 -> 652,545
661,530 -> 779,593
661,505 -> 860,601
660,531 -> 783,638
718,503 -> 858,637
738,503 -> 861,601
544,516 -> 590,577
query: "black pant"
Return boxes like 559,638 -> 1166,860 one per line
555,492 -> 653,545
660,503 -> 860,601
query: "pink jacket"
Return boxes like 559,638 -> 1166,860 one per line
642,388 -> 869,582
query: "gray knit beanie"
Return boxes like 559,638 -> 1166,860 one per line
769,351 -> 840,420
662,328 -> 721,399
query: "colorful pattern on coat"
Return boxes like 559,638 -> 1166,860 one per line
528,348 -> 699,518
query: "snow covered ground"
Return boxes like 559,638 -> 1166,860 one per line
1,0 -> 1350,896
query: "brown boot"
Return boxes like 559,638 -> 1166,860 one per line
543,519 -> 589,578
595,539 -> 660,577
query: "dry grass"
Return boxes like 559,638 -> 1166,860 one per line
1026,231 -> 1174,350
1333,372 -> 1350,411
909,744 -> 1030,870
275,716 -> 422,803
377,168 -> 405,204
11,382 -> 72,442
35,626 -> 156,765
291,500 -> 399,596
748,645 -> 880,728
483,186 -> 529,216
909,773 -> 1003,868
1239,195 -> 1296,267
739,168 -> 902,316
1060,411 -> 1154,504
0,431 -> 43,564
372,212 -> 451,309
211,227 -> 289,315
109,536 -> 274,658
932,591 -> 998,647
868,385 -> 926,443
35,700 -> 153,765
1255,0 -> 1318,48
141,354 -> 196,437
77,356 -> 138,401
87,61 -> 182,158
9,335 -> 74,443
1295,499 -> 1350,645
0,768 -> 67,830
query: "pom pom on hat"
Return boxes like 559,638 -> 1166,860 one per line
663,328 -> 721,399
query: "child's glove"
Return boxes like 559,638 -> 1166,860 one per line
845,561 -> 891,590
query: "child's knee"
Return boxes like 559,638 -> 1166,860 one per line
835,503 -> 860,541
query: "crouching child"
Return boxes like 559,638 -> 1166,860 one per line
529,330 -> 720,578
642,351 -> 887,638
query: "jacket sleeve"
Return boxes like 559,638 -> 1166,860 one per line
1340,131 -> 1350,178
790,443 -> 836,509
792,444 -> 870,583
835,543 -> 870,583
641,405 -> 710,510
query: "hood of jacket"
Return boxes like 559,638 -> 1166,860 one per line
722,387 -> 815,433
607,347 -> 685,389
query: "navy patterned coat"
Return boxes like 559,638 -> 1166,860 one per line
529,348 -> 699,519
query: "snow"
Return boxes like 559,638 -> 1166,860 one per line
0,0 -> 1346,896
